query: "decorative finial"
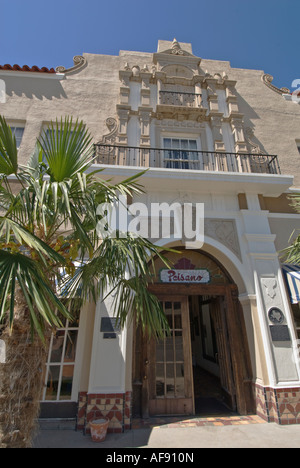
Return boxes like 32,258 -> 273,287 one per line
172,38 -> 180,49
171,38 -> 183,55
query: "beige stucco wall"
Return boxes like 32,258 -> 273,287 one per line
0,41 -> 299,186
269,216 -> 300,254
1,40 -> 300,396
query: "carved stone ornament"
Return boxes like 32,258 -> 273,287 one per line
97,117 -> 118,145
95,117 -> 119,163
268,307 -> 285,325
204,219 -> 242,260
262,74 -> 290,95
244,127 -> 266,154
160,38 -> 195,57
55,55 -> 87,74
262,278 -> 277,299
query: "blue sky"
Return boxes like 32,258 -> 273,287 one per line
0,0 -> 299,90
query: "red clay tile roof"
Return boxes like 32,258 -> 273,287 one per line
0,64 -> 56,73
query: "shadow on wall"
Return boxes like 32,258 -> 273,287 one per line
235,90 -> 268,155
4,75 -> 67,101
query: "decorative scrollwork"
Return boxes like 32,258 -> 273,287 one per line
244,127 -> 266,154
262,74 -> 290,95
95,118 -> 119,163
55,55 -> 87,74
250,154 -> 268,164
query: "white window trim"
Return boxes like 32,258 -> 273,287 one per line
160,133 -> 202,170
41,310 -> 81,403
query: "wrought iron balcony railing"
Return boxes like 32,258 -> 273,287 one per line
94,144 -> 281,175
159,91 -> 202,108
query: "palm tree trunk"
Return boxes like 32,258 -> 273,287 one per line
0,288 -> 50,448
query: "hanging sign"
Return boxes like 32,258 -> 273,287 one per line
159,268 -> 210,284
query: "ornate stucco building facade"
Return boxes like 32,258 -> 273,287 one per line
1,39 -> 300,431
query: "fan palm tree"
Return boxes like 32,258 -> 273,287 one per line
0,116 -> 171,448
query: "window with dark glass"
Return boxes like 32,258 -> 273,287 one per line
163,138 -> 198,170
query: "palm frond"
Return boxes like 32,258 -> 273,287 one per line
0,250 -> 71,340
0,217 -> 66,267
38,117 -> 94,182
0,115 -> 18,175
281,231 -> 300,265
0,116 -> 177,341
280,193 -> 300,265
58,233 -> 176,337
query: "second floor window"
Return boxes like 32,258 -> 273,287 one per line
163,138 -> 198,170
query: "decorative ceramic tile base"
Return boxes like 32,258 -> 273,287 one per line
77,391 -> 132,433
254,383 -> 300,425
76,385 -> 300,432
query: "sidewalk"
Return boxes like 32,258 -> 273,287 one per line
33,416 -> 300,449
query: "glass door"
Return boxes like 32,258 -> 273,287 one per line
41,304 -> 80,402
148,296 -> 194,416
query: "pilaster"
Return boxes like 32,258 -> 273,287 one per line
241,194 -> 300,388
119,70 -> 131,106
140,71 -> 152,107
116,105 -> 130,145
138,107 -> 152,148
230,116 -> 248,153
210,114 -> 226,152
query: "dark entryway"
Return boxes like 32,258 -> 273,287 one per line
193,368 -> 234,416
190,295 -> 237,416
132,250 -> 255,419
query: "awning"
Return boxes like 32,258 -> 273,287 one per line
282,264 -> 300,304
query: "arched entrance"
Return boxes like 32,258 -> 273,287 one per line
132,249 -> 255,418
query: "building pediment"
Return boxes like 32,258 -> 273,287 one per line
158,38 -> 195,57
153,39 -> 201,70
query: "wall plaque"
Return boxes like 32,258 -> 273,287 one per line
269,325 -> 291,342
268,307 -> 285,325
100,317 -> 121,339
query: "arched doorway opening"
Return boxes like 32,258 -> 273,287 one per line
132,249 -> 255,419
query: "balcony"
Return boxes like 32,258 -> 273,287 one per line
159,91 -> 202,107
156,91 -> 207,120
94,144 -> 281,175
